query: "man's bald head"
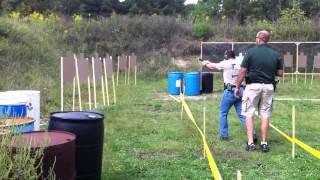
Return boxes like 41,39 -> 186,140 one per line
256,30 -> 270,43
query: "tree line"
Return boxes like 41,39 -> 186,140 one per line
0,0 -> 319,23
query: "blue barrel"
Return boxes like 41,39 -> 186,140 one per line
168,72 -> 183,95
0,92 -> 29,118
0,118 -> 35,134
0,105 -> 27,117
184,72 -> 200,96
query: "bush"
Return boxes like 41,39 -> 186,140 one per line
0,133 -> 55,179
192,22 -> 212,40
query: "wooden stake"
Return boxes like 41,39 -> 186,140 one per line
311,65 -> 315,88
117,56 -> 120,86
128,56 -> 131,85
295,43 -> 299,84
203,106 -> 206,158
304,70 -> 307,84
72,77 -> 75,111
237,170 -> 242,180
92,57 -> 97,108
291,67 -> 294,83
101,75 -> 106,106
88,76 -> 92,110
110,56 -> 116,104
124,56 -> 127,85
292,105 -> 296,159
180,103 -> 183,120
74,54 -> 82,111
103,58 -> 110,106
60,57 -> 64,111
135,66 -> 137,86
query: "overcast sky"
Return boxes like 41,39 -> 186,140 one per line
185,0 -> 198,4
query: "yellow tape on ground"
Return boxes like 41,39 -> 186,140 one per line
270,123 -> 320,159
181,98 -> 222,180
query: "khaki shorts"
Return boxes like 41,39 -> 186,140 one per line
241,83 -> 274,119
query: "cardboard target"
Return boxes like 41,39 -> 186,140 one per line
63,52 -> 76,82
78,53 -> 89,82
94,53 -> 103,80
130,53 -> 137,70
298,51 -> 307,68
105,54 -> 114,78
119,54 -> 128,71
283,52 -> 293,67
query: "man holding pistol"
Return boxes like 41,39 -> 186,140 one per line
202,50 -> 257,141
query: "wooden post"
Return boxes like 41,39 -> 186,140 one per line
124,56 -> 127,85
295,43 -> 299,84
135,65 -> 137,86
101,75 -> 106,106
237,170 -> 242,180
88,76 -> 92,110
128,56 -> 131,85
92,57 -> 97,108
111,56 -> 117,104
292,105 -> 296,159
311,65 -> 315,88
103,58 -> 110,106
180,103 -> 184,120
304,69 -> 307,84
291,67 -> 294,83
203,106 -> 206,158
60,57 -> 64,111
74,54 -> 82,111
72,77 -> 75,111
200,41 -> 203,59
117,56 -> 120,86
180,83 -> 184,120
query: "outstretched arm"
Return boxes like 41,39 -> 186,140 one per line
201,60 -> 221,71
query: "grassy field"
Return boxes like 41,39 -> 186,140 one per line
101,76 -> 320,179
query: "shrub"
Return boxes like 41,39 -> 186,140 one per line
192,22 -> 212,40
0,132 -> 55,179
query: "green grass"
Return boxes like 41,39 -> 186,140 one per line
101,76 -> 320,179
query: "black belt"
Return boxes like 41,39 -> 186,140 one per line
224,83 -> 245,91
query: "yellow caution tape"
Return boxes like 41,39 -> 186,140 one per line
270,123 -> 320,159
180,97 -> 222,180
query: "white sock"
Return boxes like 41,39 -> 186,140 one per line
261,141 -> 268,145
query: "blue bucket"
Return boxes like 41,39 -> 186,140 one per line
0,92 -> 29,118
168,72 -> 183,95
184,72 -> 200,96
1,105 -> 27,118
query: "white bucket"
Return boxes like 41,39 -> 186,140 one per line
6,90 -> 40,131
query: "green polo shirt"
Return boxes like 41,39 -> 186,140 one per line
241,44 -> 283,84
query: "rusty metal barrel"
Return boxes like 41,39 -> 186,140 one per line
48,111 -> 104,180
11,131 -> 76,180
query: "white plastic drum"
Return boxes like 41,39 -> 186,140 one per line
7,91 -> 40,130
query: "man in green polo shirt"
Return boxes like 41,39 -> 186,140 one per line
235,30 -> 283,152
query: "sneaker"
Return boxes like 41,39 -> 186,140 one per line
220,136 -> 229,140
261,143 -> 270,153
246,143 -> 256,151
253,134 -> 258,144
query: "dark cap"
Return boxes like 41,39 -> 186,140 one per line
224,50 -> 235,59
